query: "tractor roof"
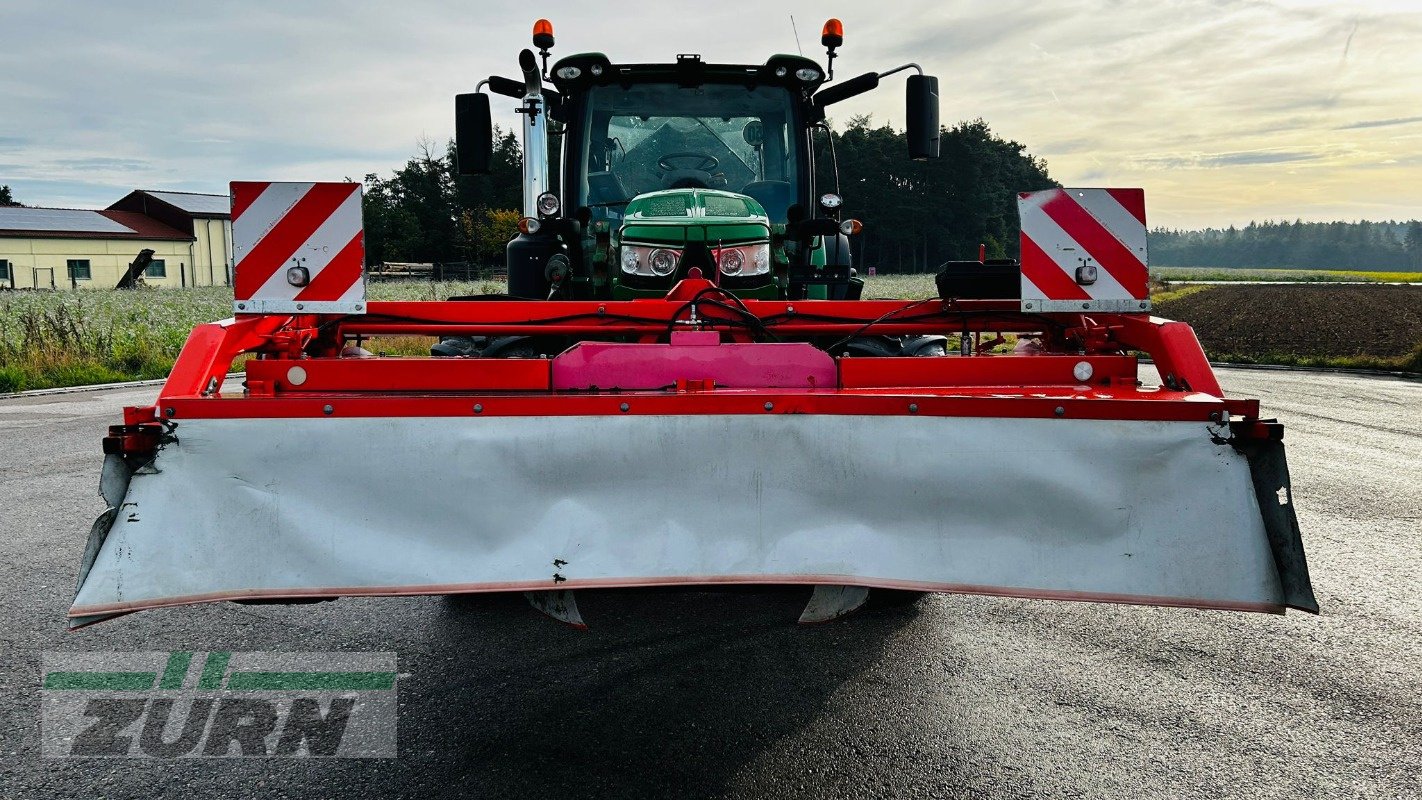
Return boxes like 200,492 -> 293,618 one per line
548,52 -> 827,96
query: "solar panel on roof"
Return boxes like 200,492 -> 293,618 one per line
143,191 -> 230,215
0,207 -> 135,234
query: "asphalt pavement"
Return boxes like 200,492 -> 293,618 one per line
1,367 -> 1418,799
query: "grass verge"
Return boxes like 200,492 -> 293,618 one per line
1204,344 -> 1422,374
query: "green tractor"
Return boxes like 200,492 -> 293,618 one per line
455,18 -> 940,304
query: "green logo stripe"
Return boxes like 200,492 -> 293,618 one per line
159,651 -> 192,689
198,651 -> 231,689
43,671 -> 156,690
226,671 -> 397,691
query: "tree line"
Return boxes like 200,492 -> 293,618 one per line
812,116 -> 1057,270
358,122 -> 1422,274
358,117 -> 1058,273
359,132 -> 523,269
1150,219 -> 1422,270
16,135 -> 1422,274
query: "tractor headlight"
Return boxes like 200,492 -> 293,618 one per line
718,247 -> 744,276
649,248 -> 679,276
620,247 -> 640,273
536,192 -> 561,217
716,243 -> 771,277
620,245 -> 682,277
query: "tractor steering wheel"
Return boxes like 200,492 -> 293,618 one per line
657,152 -> 720,173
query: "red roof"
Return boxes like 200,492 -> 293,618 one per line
0,207 -> 193,241
97,210 -> 192,240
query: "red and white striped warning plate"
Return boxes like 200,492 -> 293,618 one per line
1017,188 -> 1149,313
231,181 -> 366,314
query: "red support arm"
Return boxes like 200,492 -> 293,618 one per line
1111,315 -> 1223,397
159,315 -> 287,401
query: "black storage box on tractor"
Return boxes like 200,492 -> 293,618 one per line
934,260 -> 1021,300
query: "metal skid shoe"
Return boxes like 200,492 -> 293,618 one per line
798,585 -> 871,624
524,590 -> 588,630
523,586 -> 869,628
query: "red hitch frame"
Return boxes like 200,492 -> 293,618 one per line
129,279 -> 1258,429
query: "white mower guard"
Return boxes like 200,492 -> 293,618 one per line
71,412 -> 1315,628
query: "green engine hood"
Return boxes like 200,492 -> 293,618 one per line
620,188 -> 770,246
611,188 -> 779,300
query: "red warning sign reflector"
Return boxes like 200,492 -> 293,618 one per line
1018,188 -> 1149,313
231,181 -> 365,314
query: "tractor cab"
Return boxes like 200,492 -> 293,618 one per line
457,21 -> 941,301
553,52 -> 815,226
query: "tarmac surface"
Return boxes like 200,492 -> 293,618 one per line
1,367 -> 1418,799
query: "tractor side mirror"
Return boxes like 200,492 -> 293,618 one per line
906,75 -> 940,160
455,93 -> 493,175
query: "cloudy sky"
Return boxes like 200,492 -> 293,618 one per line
2,0 -> 1419,228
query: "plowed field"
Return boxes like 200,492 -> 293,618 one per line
1153,284 -> 1422,369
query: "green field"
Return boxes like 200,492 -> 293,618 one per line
0,282 -> 501,392
0,278 -> 949,392
1151,267 -> 1422,283
874,267 -> 1422,291
860,274 -> 938,299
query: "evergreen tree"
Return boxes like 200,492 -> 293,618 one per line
818,116 -> 1056,271
1406,221 -> 1422,269
360,129 -> 522,266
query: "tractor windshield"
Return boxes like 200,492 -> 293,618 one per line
575,83 -> 801,223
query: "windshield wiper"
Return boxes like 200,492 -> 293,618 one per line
693,118 -> 749,172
